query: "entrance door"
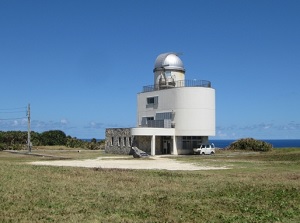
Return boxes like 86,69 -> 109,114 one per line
163,140 -> 171,154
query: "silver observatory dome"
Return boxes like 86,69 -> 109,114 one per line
153,53 -> 185,72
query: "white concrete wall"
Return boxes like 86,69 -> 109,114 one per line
173,87 -> 215,136
136,86 -> 215,136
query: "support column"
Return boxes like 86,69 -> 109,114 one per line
151,135 -> 156,156
172,136 -> 178,155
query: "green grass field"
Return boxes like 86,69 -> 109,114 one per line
1,148 -> 299,222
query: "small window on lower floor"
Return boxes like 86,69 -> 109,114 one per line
123,137 -> 126,146
128,137 -> 132,147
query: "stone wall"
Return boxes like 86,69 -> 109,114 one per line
133,136 -> 151,154
133,136 -> 163,155
105,128 -> 132,154
105,128 -> 163,155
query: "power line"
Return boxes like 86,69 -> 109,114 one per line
0,111 -> 26,114
0,106 -> 26,111
0,105 -> 27,121
0,104 -> 32,153
0,117 -> 27,121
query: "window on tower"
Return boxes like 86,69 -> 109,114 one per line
146,96 -> 158,108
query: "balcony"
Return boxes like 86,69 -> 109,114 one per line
141,119 -> 173,128
142,79 -> 211,93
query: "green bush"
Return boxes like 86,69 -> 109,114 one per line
227,138 -> 273,152
40,130 -> 67,146
86,141 -> 105,150
0,143 -> 5,151
66,137 -> 87,148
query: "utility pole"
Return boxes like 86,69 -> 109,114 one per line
27,103 -> 31,152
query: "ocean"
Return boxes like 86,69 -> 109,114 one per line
83,138 -> 300,148
210,139 -> 300,149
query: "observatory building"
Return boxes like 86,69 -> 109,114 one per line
105,52 -> 215,155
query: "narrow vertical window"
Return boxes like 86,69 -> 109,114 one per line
111,137 -> 114,146
123,137 -> 126,146
128,137 -> 132,147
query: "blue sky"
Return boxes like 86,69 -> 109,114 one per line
0,0 -> 299,139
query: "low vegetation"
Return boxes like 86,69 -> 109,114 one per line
226,138 -> 273,152
0,148 -> 299,222
0,130 -> 104,150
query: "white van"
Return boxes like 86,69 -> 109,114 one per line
193,143 -> 215,155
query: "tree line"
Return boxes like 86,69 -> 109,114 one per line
0,130 -> 104,150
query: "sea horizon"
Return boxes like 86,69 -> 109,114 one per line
210,139 -> 300,148
81,138 -> 300,148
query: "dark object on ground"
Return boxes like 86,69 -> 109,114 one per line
131,147 -> 149,158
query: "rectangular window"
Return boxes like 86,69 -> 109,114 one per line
147,97 -> 155,104
111,137 -> 114,146
141,117 -> 154,127
156,112 -> 172,120
147,117 -> 154,121
182,136 -> 202,150
147,117 -> 155,127
118,137 -> 121,146
146,96 -> 158,108
123,137 -> 126,146
192,141 -> 199,148
141,117 -> 147,126
182,140 -> 191,150
129,137 -> 132,147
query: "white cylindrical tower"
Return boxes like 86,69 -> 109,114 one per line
153,53 -> 185,89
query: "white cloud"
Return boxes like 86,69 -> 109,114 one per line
215,121 -> 300,139
216,130 -> 227,138
85,121 -> 104,129
21,118 -> 27,125
60,119 -> 68,125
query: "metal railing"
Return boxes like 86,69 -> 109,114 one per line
142,79 -> 211,93
141,119 -> 172,128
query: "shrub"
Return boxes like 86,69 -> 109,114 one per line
40,130 -> 67,146
226,138 -> 273,152
86,140 -> 105,150
0,143 -> 5,151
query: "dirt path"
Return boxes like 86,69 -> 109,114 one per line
30,156 -> 228,171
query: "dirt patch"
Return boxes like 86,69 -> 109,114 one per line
30,156 -> 228,171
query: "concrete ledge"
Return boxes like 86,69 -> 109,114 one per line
131,127 -> 175,136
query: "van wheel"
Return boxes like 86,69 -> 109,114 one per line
202,152 -> 205,155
